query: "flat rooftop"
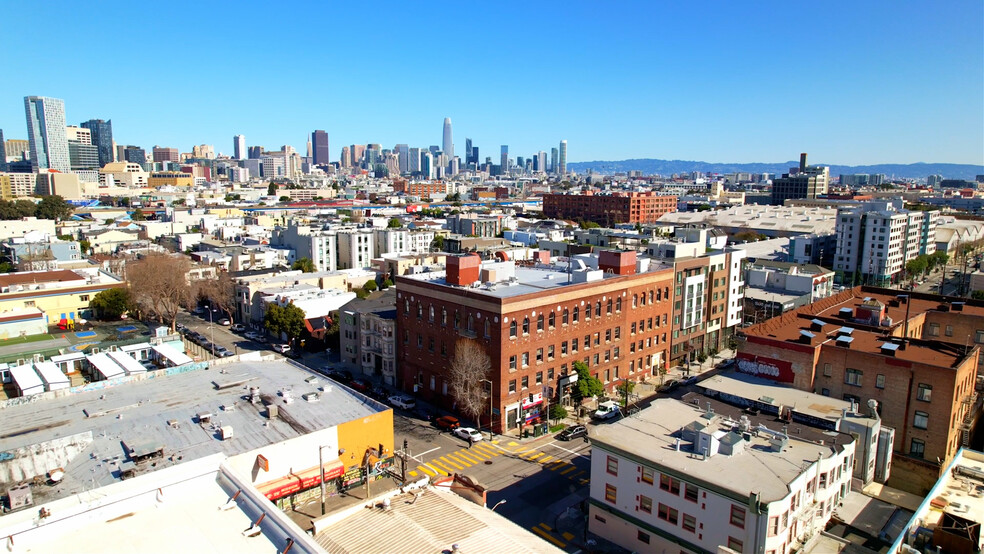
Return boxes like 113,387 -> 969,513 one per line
591,397 -> 853,503
659,205 -> 838,235
698,371 -> 853,425
0,360 -> 386,504
315,487 -> 564,554
743,287 -> 981,368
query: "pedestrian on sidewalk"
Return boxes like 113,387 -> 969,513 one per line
468,436 -> 473,449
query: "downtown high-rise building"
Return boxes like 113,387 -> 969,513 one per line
80,118 -> 113,167
24,96 -> 70,172
0,129 -> 6,171
550,147 -> 558,173
464,138 -> 473,166
409,147 -> 422,174
395,144 -> 409,174
558,140 -> 567,176
123,145 -> 146,165
500,145 -> 508,173
312,130 -> 330,165
248,146 -> 263,159
234,135 -> 246,160
536,151 -> 547,173
153,146 -> 179,163
442,118 -> 454,163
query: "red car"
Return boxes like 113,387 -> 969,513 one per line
435,416 -> 460,430
350,379 -> 371,393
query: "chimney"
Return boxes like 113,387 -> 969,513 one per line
800,153 -> 808,171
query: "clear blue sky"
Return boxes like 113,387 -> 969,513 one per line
2,1 -> 981,166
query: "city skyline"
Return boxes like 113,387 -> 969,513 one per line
0,1 -> 981,166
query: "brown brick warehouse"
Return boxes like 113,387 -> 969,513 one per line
395,251 -> 674,434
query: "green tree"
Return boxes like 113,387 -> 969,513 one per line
972,290 -> 984,301
79,239 -> 91,254
292,257 -> 316,272
616,379 -> 636,408
572,361 -> 604,403
549,403 -> 569,421
34,195 -> 73,221
431,234 -> 445,251
906,257 -> 928,282
0,262 -> 14,273
578,220 -> 600,229
130,209 -> 146,221
264,303 -> 306,344
90,288 -> 135,320
354,288 -> 370,299
362,279 -> 377,292
381,278 -> 394,289
279,196 -> 291,202
387,217 -> 402,228
267,182 -> 277,196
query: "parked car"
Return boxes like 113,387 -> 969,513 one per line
592,401 -> 621,421
557,425 -> 588,441
658,380 -> 680,393
230,324 -> 246,332
435,415 -> 460,430
217,318 -> 231,326
272,343 -> 290,353
368,385 -> 388,400
388,395 -> 416,409
349,379 -> 370,393
324,368 -> 352,383
453,427 -> 483,442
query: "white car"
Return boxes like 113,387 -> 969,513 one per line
592,401 -> 621,421
272,343 -> 290,353
387,395 -> 416,409
454,427 -> 483,442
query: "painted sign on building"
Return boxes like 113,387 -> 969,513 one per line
736,352 -> 795,383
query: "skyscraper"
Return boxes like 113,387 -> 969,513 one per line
153,146 -> 179,163
559,140 -> 568,176
24,96 -> 70,172
537,151 -> 547,173
123,146 -> 146,165
0,129 -> 6,172
442,118 -> 454,163
81,119 -> 114,167
395,144 -> 409,174
248,146 -> 263,159
312,130 -> 330,165
464,138 -> 473,166
234,135 -> 246,160
500,145 -> 508,173
550,148 -> 558,173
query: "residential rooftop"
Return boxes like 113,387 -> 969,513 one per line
0,359 -> 387,505
697,371 -> 855,427
590,396 -> 854,503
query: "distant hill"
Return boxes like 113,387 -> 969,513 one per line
567,158 -> 984,181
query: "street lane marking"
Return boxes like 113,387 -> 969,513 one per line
446,454 -> 472,467
408,470 -> 418,477
538,523 -> 553,531
524,452 -> 544,461
441,456 -> 465,469
545,441 -> 590,458
538,455 -> 555,464
560,465 -> 578,475
507,441 -> 520,446
417,465 -> 437,477
532,526 -> 565,548
562,532 -> 575,541
455,451 -> 484,464
546,460 -> 567,470
429,460 -> 454,474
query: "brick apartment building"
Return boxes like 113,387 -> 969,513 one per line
392,181 -> 448,197
395,251 -> 674,434
737,287 -> 983,494
542,191 -> 677,225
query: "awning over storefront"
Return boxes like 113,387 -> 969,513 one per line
256,460 -> 346,501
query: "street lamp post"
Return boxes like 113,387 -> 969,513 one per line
318,445 -> 330,515
208,307 -> 215,358
491,499 -> 507,511
480,378 -> 493,440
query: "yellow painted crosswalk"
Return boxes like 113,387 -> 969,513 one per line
532,523 -> 566,548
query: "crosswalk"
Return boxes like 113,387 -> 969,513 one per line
531,522 -> 575,548
406,440 -> 590,486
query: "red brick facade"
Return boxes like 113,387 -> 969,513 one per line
395,266 -> 675,433
542,191 -> 677,225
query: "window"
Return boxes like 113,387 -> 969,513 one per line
769,516 -> 779,536
605,329 -> 612,342
658,503 -> 678,524
730,505 -> 746,529
535,371 -> 543,385
607,299 -> 612,314
548,312 -> 555,328
417,303 -> 422,319
928,323 -> 939,337
548,367 -> 554,380
659,474 -> 681,495
728,537 -> 744,553
914,410 -> 929,429
547,345 -> 554,359
637,531 -> 650,544
80,295 -> 90,301
684,483 -> 698,502
639,495 -> 652,513
522,352 -> 529,367
917,384 -> 932,402
584,335 -> 591,349
573,307 -> 579,323
604,484 -> 616,503
428,306 -> 434,322
910,438 -> 925,458
521,376 -> 529,389
614,326 -> 621,340
845,368 -> 862,387
594,333 -> 601,346
509,355 -> 517,371
977,330 -> 984,344
823,363 -> 832,377
641,466 -> 654,484
428,338 -> 434,352
682,513 -> 696,532
876,374 -> 885,389
536,348 -> 543,363
595,301 -> 602,317
562,309 -> 569,325
441,308 -> 447,326
509,320 -> 517,338
561,341 -> 568,355
616,297 -> 622,312
523,317 -> 530,335
572,338 -> 578,352
946,325 -> 953,337
537,314 -> 544,332
416,334 -> 423,348
484,320 -> 491,338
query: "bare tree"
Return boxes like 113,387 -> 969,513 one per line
448,339 -> 492,421
197,271 -> 237,320
127,252 -> 191,331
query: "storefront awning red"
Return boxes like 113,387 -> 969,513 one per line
256,460 -> 345,501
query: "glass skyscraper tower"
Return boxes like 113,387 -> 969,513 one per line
81,118 -> 114,167
24,96 -> 70,172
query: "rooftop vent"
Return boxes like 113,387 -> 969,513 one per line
953,302 -> 965,312
837,326 -> 855,337
939,304 -> 950,312
838,307 -> 853,318
810,319 -> 826,332
880,342 -> 899,357
799,330 -> 816,344
836,336 -> 854,348
896,294 -> 909,305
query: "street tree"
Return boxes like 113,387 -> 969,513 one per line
90,288 -> 135,320
616,379 -> 636,408
292,257 -> 316,273
198,272 -> 237,319
448,340 -> 492,422
127,253 -> 191,331
572,361 -> 604,403
264,303 -> 306,345
363,279 -> 377,292
387,217 -> 402,228
34,195 -> 74,221
267,182 -> 277,196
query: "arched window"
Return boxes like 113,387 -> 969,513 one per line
607,299 -> 612,314
563,309 -> 569,325
548,312 -> 556,328
523,317 -> 530,335
404,300 -> 410,314
467,315 -> 475,332
595,301 -> 602,317
537,314 -> 544,332
454,310 -> 460,329
632,295 -> 638,308
649,290 -> 654,304
484,319 -> 491,338
573,307 -> 579,323
417,303 -> 423,319
509,320 -> 517,338
428,305 -> 434,323
441,308 -> 447,326
616,297 -> 622,312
